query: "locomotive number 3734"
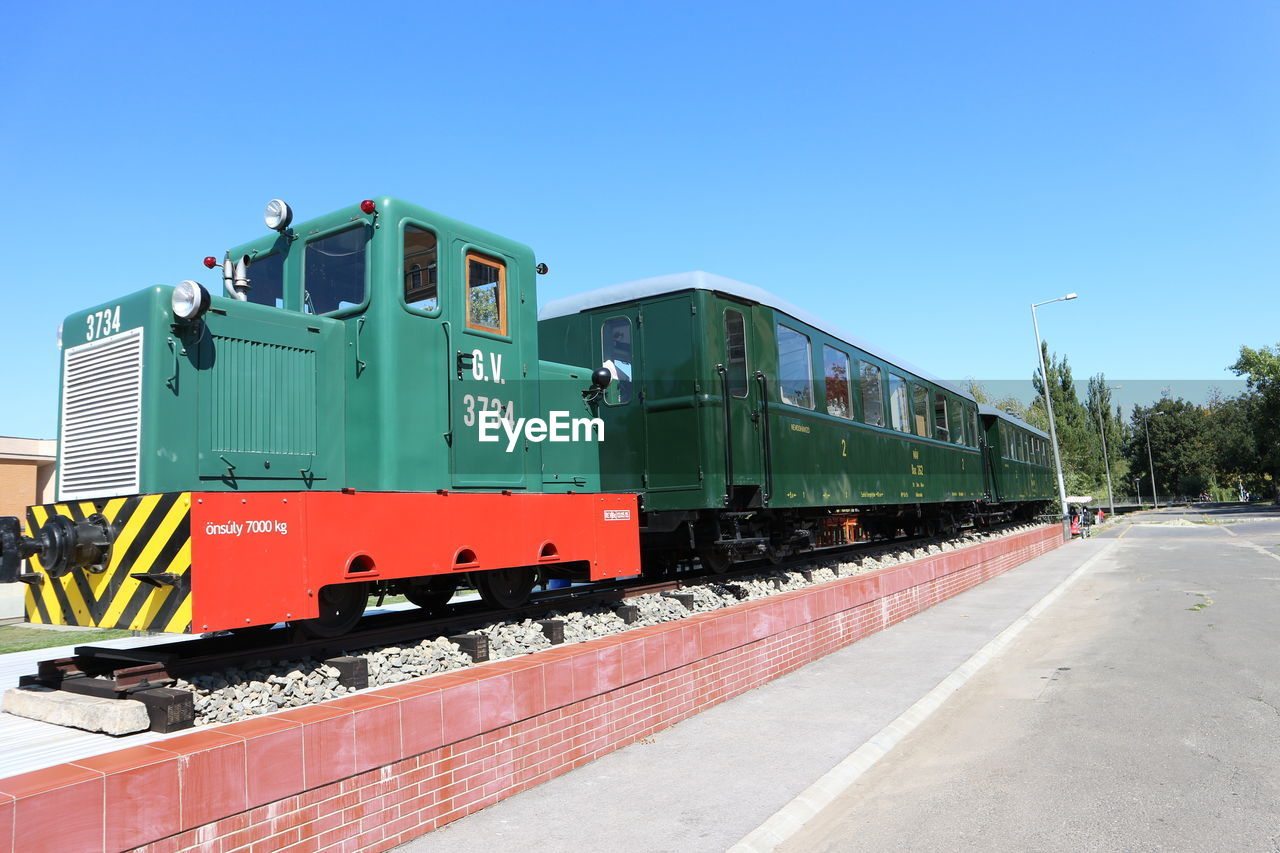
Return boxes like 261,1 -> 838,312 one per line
85,306 -> 122,342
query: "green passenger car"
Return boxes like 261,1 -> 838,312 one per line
978,405 -> 1055,504
539,271 -> 1049,568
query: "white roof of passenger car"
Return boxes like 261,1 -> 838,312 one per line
977,404 -> 1051,440
538,271 -> 974,401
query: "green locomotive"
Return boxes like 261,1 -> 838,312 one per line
0,198 -> 1051,635
0,197 -> 637,635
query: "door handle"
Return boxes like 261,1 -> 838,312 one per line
443,323 -> 454,445
717,364 -> 733,505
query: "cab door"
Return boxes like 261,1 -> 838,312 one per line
595,308 -> 646,493
449,246 -> 527,489
712,297 -> 765,507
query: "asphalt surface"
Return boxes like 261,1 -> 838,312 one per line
781,504 -> 1280,852
401,524 -> 1114,853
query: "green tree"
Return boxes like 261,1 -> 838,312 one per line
1230,343 -> 1280,500
1029,341 -> 1095,496
1084,374 -> 1127,504
1204,390 -> 1261,500
1125,399 -> 1213,498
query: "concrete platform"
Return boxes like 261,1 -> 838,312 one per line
400,525 -> 1115,852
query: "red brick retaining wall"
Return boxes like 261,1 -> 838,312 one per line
0,526 -> 1062,853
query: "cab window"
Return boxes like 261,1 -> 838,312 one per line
466,252 -> 507,335
245,252 -> 284,309
776,325 -> 814,409
859,362 -> 884,427
602,317 -> 633,405
304,227 -> 366,314
403,225 -> 439,310
725,310 -> 749,398
823,346 -> 852,419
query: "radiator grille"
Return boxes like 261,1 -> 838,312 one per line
208,336 -> 317,455
59,328 -> 144,500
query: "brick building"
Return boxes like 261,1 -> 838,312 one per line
0,437 -> 56,621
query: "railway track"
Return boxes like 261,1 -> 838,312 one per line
13,524 -> 1029,733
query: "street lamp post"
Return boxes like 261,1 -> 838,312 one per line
1097,385 -> 1121,518
1031,293 -> 1078,538
1143,411 -> 1166,509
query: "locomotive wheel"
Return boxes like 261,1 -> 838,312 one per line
297,582 -> 368,638
404,578 -> 457,612
475,567 -> 536,609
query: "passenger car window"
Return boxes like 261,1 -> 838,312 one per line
912,385 -> 930,437
948,398 -> 965,445
859,362 -> 884,427
967,406 -> 979,448
933,393 -> 949,442
304,228 -> 366,314
466,252 -> 506,334
776,325 -> 814,409
244,252 -> 284,309
823,346 -> 852,419
725,310 -> 748,398
403,225 -> 439,310
601,317 -> 633,405
889,374 -> 910,433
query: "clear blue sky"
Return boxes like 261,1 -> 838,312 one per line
2,1 -> 1275,438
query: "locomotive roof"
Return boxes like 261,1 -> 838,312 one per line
539,271 -> 974,401
977,404 -> 1051,439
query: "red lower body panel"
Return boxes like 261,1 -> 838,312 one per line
188,491 -> 639,632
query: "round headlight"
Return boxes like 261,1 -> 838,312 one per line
172,280 -> 210,321
264,198 -> 293,232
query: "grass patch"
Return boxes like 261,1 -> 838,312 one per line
0,624 -> 135,654
1187,593 -> 1214,612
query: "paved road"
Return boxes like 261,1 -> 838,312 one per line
781,505 -> 1280,852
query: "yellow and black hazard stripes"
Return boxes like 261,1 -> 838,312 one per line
25,493 -> 193,633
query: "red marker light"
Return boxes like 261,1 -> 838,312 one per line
203,256 -> 218,269
360,199 -> 377,214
